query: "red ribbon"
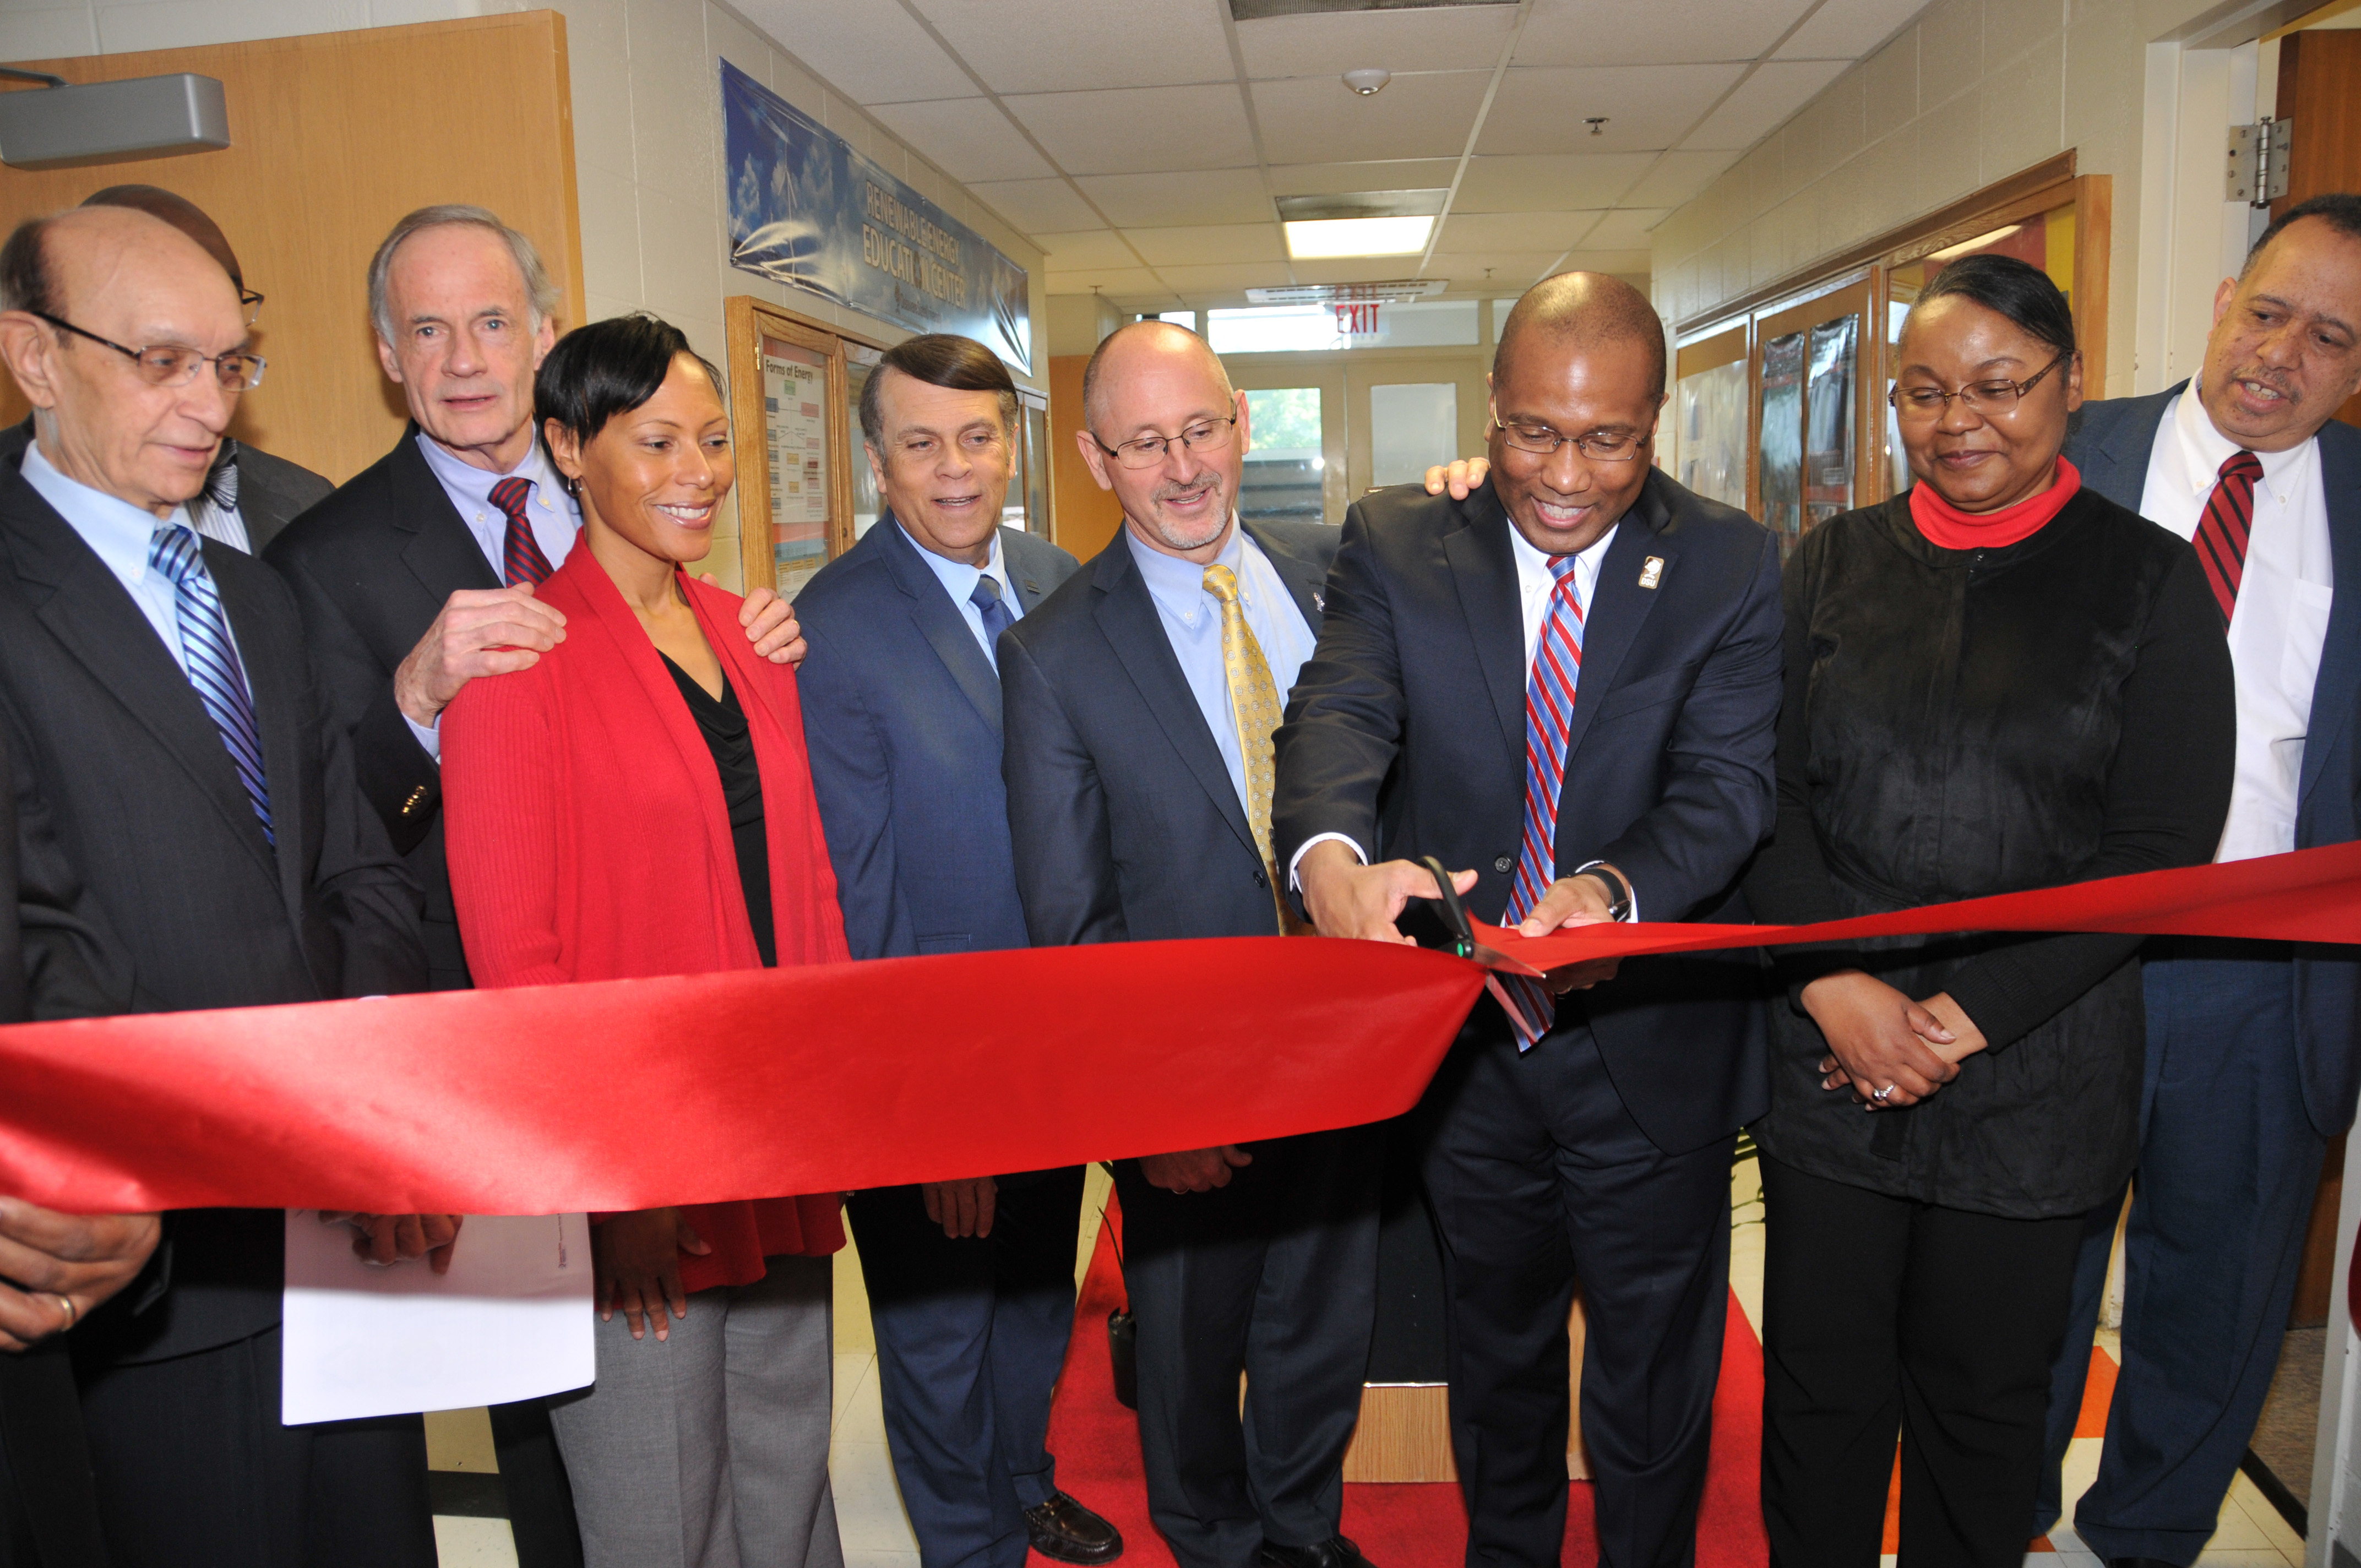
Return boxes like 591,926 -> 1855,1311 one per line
6,842 -> 2360,1217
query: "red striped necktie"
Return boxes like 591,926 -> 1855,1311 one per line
2193,449 -> 2263,628
1495,555 -> 1586,1049
490,476 -> 554,587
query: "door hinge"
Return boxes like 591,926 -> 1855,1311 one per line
2227,119 -> 2292,206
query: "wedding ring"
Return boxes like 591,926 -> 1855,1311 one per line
52,1293 -> 74,1331
1872,1084 -> 1896,1102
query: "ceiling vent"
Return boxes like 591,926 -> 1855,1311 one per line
1244,281 -> 1446,304
1274,189 -> 1447,222
1231,0 -> 1513,18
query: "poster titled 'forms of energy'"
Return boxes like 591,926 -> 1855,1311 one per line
721,60 -> 1031,372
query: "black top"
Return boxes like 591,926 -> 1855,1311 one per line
661,654 -> 774,967
1743,487 -> 2235,1218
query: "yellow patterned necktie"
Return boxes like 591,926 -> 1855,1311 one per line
1203,563 -> 1302,931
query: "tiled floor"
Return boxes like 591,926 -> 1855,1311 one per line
432,1163 -> 2308,1566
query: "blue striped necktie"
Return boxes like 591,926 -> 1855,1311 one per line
148,524 -> 273,845
1495,554 -> 1586,1049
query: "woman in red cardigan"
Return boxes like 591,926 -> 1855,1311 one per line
442,313 -> 850,1568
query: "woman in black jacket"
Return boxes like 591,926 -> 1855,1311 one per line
1745,253 -> 2235,1564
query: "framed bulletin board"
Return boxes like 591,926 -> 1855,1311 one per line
723,296 -> 885,600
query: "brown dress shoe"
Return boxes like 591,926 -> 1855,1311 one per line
1024,1491 -> 1123,1564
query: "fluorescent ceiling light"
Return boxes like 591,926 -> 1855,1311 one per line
1283,216 -> 1433,259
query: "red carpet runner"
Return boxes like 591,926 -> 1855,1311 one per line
1041,1200 -> 1770,1565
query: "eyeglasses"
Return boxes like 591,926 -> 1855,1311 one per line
238,288 -> 265,328
1489,413 -> 1650,462
31,311 -> 266,392
1091,415 -> 1237,470
1889,351 -> 2070,421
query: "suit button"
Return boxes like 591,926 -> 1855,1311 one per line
1254,869 -> 1270,888
1493,856 -> 1513,873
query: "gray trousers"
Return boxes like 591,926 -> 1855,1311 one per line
549,1253 -> 842,1568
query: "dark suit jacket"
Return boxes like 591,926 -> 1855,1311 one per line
1272,474 -> 1784,1155
796,519 -> 1078,960
0,453 -> 426,1364
265,425 -> 498,989
2068,388 -> 2361,1136
230,440 -> 335,557
1002,520 -> 1337,947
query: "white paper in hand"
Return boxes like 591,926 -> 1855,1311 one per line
281,1211 -> 595,1425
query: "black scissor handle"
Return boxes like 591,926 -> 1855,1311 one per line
1419,854 -> 1476,957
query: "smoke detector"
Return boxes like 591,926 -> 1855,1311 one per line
1342,68 -> 1391,96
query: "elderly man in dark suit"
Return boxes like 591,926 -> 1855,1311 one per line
796,333 -> 1117,1567
0,203 -> 436,1564
263,204 -> 803,1564
1282,273 -> 1782,1567
2026,194 -> 2361,1566
1002,321 -> 1370,1568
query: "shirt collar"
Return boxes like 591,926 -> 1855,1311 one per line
1505,513 -> 1619,597
414,428 -> 566,513
1128,515 -> 1244,630
2176,378 -> 2312,500
894,516 -> 1008,605
19,439 -> 195,586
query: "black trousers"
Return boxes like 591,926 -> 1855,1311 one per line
1759,1155 -> 2083,1568
76,1325 -> 437,1568
1420,1024 -> 1733,1568
0,1339 -> 106,1568
489,1396 -> 585,1568
849,1167 -> 1087,1568
1112,1126 -> 1380,1568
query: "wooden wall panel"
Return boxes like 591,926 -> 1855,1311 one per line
0,12 -> 584,484
1048,353 -> 1123,563
2275,29 -> 2361,433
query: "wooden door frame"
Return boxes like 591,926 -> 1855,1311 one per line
722,296 -> 886,595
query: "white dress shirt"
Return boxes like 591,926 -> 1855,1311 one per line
406,433 -> 583,760
19,442 -> 243,689
2135,383 -> 2333,862
1288,518 -> 1625,917
899,521 -> 1022,668
1128,519 -> 1316,820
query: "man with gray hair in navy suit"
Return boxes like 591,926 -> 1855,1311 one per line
2036,193 -> 2361,1566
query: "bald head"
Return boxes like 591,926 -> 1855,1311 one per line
1494,272 -> 1666,401
1081,319 -> 1233,431
81,185 -> 242,291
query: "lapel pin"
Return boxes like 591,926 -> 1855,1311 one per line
1638,556 -> 1665,590
1314,589 -> 1325,612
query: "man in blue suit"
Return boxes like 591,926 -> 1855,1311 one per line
2036,194 -> 2361,1565
795,334 -> 1119,1568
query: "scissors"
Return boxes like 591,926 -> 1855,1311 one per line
1418,855 -> 1543,977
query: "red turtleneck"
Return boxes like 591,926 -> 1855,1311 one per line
1907,456 -> 2082,549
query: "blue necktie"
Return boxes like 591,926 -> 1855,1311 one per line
970,575 -> 1015,655
148,525 -> 273,845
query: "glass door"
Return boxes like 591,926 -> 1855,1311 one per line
1227,364 -> 1347,526
1346,356 -> 1490,508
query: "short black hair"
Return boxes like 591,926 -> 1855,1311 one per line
1911,252 -> 2077,359
1492,273 -> 1667,401
2244,192 -> 2361,276
0,215 -> 57,317
535,312 -> 723,450
859,333 -> 1018,448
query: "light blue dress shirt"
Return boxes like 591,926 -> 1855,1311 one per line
408,434 -> 584,760
896,520 -> 1021,668
1127,519 -> 1314,818
20,442 -> 245,690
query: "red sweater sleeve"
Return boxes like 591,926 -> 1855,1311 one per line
442,670 -> 572,990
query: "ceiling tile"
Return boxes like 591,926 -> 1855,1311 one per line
1004,84 -> 1257,176
1042,266 -> 1174,297
1515,0 -> 1815,66
1451,153 -> 1658,211
1580,208 -> 1671,249
1036,230 -> 1142,269
1776,0 -> 1932,59
966,177 -> 1103,236
1558,248 -> 1653,274
1434,210 -> 1606,252
1291,257 -> 1437,285
1154,262 -> 1301,293
1479,64 -> 1749,155
1423,251 -> 1579,287
869,99 -> 1058,182
1236,8 -> 1517,78
737,0 -> 978,105
1619,148 -> 1741,206
910,0 -> 1233,93
1265,159 -> 1461,195
1073,169 -> 1275,228
1126,224 -> 1288,266
1253,70 -> 1492,164
1679,59 -> 1849,149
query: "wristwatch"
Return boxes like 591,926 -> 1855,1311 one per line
1574,859 -> 1636,922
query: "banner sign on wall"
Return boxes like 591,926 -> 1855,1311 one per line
721,61 -> 1031,372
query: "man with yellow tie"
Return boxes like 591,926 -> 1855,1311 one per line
1001,320 -> 1377,1568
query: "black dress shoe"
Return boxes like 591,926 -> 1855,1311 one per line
1024,1491 -> 1123,1564
1260,1537 -> 1377,1568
